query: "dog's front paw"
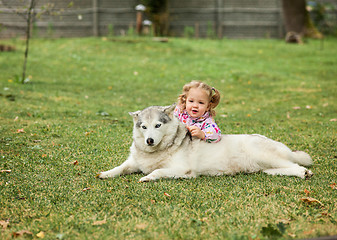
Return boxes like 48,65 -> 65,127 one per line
97,171 -> 109,179
305,170 -> 314,179
139,175 -> 155,182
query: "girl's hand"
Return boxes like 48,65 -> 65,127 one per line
187,126 -> 205,140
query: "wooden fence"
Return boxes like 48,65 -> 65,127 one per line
0,0 -> 335,39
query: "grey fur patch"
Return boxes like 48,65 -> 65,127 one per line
133,106 -> 171,128
159,112 -> 171,124
136,120 -> 142,128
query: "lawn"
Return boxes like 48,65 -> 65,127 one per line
0,36 -> 336,239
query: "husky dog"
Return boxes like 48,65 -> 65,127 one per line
98,105 -> 313,182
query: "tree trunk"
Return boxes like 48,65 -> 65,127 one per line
22,0 -> 36,83
282,0 -> 322,42
282,0 -> 307,34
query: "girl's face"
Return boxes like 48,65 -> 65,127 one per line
186,87 -> 210,118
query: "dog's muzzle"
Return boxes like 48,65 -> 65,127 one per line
146,138 -> 154,146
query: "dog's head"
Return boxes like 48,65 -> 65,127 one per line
129,104 -> 178,152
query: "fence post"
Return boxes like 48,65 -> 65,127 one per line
135,4 -> 146,35
216,0 -> 223,38
93,0 -> 98,36
276,0 -> 283,38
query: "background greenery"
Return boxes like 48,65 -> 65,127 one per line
1,37 -> 336,239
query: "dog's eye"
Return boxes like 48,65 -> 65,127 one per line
142,126 -> 147,129
155,124 -> 161,128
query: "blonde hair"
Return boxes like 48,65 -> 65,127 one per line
177,81 -> 220,116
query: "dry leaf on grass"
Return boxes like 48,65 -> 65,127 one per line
93,219 -> 107,226
329,183 -> 337,190
0,170 -> 11,173
164,192 -> 171,197
304,188 -> 311,195
12,230 -> 33,237
16,128 -> 25,133
300,197 -> 323,206
135,223 -> 147,230
36,231 -> 45,238
82,187 -> 91,191
0,220 -> 9,230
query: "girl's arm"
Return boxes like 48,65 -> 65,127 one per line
202,121 -> 221,143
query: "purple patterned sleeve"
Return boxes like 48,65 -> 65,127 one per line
201,119 -> 221,143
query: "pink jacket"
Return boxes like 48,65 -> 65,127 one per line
174,106 -> 221,143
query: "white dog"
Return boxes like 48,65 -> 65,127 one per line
98,105 -> 313,182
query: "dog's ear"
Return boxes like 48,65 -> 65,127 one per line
129,110 -> 140,121
163,104 -> 176,118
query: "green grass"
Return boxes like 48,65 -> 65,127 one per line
1,36 -> 336,239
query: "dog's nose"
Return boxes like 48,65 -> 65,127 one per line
146,138 -> 154,146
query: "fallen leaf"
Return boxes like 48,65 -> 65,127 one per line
323,103 -> 329,107
287,112 -> 291,119
300,197 -> 323,206
304,189 -> 311,195
164,192 -> 171,197
82,187 -> 91,191
293,106 -> 301,110
73,160 -> 79,165
14,116 -> 19,121
85,132 -> 91,136
36,231 -> 45,238
306,105 -> 313,109
135,223 -> 147,230
12,230 -> 33,237
0,220 -> 9,230
16,128 -> 25,133
330,118 -> 337,122
288,233 -> 296,238
93,219 -> 107,226
329,183 -> 337,190
0,170 -> 11,173
302,229 -> 315,236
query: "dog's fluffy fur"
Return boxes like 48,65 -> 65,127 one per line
98,105 -> 313,182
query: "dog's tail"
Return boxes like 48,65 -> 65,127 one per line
292,151 -> 313,166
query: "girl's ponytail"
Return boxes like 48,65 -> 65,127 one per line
209,87 -> 220,116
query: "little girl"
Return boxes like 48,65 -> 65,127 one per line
174,81 -> 221,143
